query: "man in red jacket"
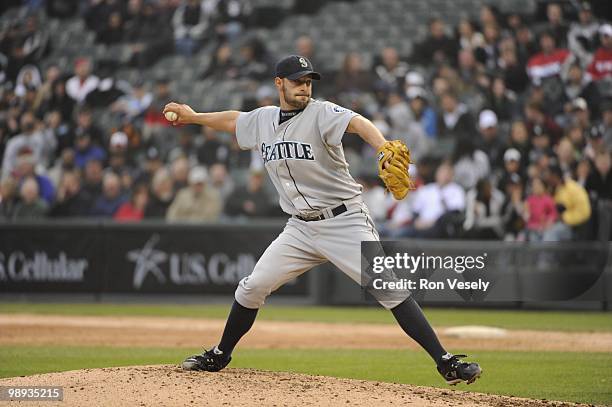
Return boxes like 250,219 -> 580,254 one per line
527,31 -> 570,83
587,24 -> 612,81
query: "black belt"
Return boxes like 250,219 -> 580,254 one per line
295,203 -> 348,222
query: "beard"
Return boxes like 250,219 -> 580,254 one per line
281,85 -> 310,109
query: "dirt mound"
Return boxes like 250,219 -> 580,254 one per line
0,365 -> 583,407
1,314 -> 611,352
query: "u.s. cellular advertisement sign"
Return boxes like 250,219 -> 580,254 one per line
0,223 -> 307,296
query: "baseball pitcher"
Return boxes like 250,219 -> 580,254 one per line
163,55 -> 481,385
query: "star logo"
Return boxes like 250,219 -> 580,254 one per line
127,235 -> 168,289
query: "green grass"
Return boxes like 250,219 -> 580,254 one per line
1,303 -> 611,332
0,346 -> 610,405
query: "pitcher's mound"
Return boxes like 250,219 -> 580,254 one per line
0,365 -> 580,407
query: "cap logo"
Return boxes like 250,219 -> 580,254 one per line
299,57 -> 308,68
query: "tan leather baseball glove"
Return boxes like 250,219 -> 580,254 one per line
376,140 -> 414,200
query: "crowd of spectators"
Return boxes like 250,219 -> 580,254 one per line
0,1 -> 611,242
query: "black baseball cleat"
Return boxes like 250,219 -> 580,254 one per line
181,346 -> 231,372
437,353 -> 482,385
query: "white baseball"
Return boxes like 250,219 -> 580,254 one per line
165,111 -> 178,121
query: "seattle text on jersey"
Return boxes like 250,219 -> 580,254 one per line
261,141 -> 316,164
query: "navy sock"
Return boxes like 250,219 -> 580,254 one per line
217,300 -> 258,356
391,297 -> 446,363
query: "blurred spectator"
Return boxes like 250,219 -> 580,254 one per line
96,11 -> 125,45
404,71 -> 426,98
66,58 -> 99,103
126,1 -> 174,69
462,178 -> 505,239
0,176 -> 18,220
399,161 -> 465,238
556,137 -> 579,177
506,12 -> 524,35
172,0 -> 213,56
168,128 -> 199,165
197,127 -> 229,167
385,92 -> 413,138
15,64 -> 41,98
567,124 -> 587,153
524,101 -> 563,143
475,23 -> 501,71
145,167 -> 174,218
143,78 -> 173,148
544,3 -> 569,48
84,0 -> 125,35
295,35 -> 321,75
568,2 -> 600,66
524,176 -> 558,241
498,38 -> 530,93
74,132 -> 106,170
528,129 -> 555,169
201,42 -> 239,80
236,37 -> 272,81
167,166 -> 221,221
74,107 -> 104,146
479,4 -> 500,28
214,0 -> 252,42
576,157 -> 591,186
498,148 -> 524,193
457,49 -> 481,89
34,65 -> 61,113
563,64 -> 601,118
456,19 -> 484,51
486,76 -> 518,122
20,15 -> 50,64
82,158 -> 104,203
107,132 -> 136,186
208,162 -> 234,202
39,78 -> 75,124
507,120 -> 531,169
225,170 -> 272,217
14,151 -> 55,204
407,87 -> 437,139
516,25 -> 538,63
335,52 -> 373,95
170,155 -> 190,192
374,47 -> 410,90
135,146 -> 164,184
2,111 -> 56,176
42,110 -> 71,161
13,176 -> 48,220
544,165 -> 591,240
585,150 -> 612,200
413,18 -> 458,66
90,172 -> 126,217
438,92 -> 476,140
451,136 -> 490,190
48,147 -> 76,188
111,79 -> 153,121
115,182 -> 149,222
501,174 -> 526,240
477,110 -> 505,170
587,23 -> 612,80
526,32 -> 570,83
50,170 -> 90,217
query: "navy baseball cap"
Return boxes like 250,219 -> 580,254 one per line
275,55 -> 321,80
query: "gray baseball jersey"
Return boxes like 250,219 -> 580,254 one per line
235,98 -> 362,217
232,98 -> 407,311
